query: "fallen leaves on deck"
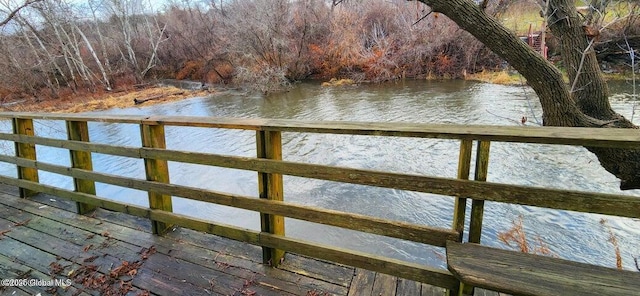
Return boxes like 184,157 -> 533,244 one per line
0,229 -> 10,239
46,244 -> 157,296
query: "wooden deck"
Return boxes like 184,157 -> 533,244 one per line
0,184 -> 498,296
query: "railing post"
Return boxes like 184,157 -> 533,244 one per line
468,141 -> 491,244
452,139 -> 472,238
12,118 -> 39,198
67,120 -> 98,214
452,141 -> 491,296
256,130 -> 285,267
449,139 -> 473,296
141,123 -> 173,235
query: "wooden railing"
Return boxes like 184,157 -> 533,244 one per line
0,112 -> 639,295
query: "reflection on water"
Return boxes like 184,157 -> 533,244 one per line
0,80 -> 638,269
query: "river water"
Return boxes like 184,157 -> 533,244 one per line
1,80 -> 638,270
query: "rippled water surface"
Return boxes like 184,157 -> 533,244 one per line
1,80 -> 639,270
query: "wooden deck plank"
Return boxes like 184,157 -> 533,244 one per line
0,201 -> 346,296
0,183 -> 19,196
447,241 -> 640,296
348,268 -> 376,296
0,253 -> 87,296
133,267 -> 223,296
139,252 -> 251,295
0,191 -> 353,295
0,216 -> 154,295
421,283 -> 446,296
0,201 -> 266,296
0,286 -> 31,296
0,187 -> 434,296
0,233 -> 96,295
396,278 -> 421,296
371,273 -> 397,296
164,228 -> 351,294
0,200 -> 146,264
279,252 -> 354,287
474,288 -> 501,296
161,244 -> 348,295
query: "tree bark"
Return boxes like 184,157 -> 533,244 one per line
415,0 -> 640,190
416,0 -> 588,126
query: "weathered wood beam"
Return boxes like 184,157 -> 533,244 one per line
257,130 -> 285,266
66,120 -> 97,214
141,124 -> 173,235
0,133 -> 638,219
0,113 -> 639,149
12,118 -> 38,198
468,141 -> 490,244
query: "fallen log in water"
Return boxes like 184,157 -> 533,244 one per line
133,91 -> 185,105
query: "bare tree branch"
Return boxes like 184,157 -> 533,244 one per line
0,0 -> 43,27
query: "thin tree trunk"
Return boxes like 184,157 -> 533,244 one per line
19,27 -> 57,98
89,0 -> 113,76
17,17 -> 69,89
547,0 -> 620,122
74,23 -> 112,90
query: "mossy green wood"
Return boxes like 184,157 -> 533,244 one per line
141,124 -> 173,235
450,139 -> 472,296
461,141 -> 491,296
256,130 -> 285,266
468,141 -> 491,244
66,120 -> 97,214
12,118 -> 38,198
452,139 -> 473,238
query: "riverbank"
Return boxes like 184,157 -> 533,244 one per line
0,85 -> 212,114
1,72 -> 635,114
465,69 -> 637,86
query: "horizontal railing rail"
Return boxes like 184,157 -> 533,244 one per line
2,112 -> 640,148
0,131 -> 638,219
0,112 -> 638,294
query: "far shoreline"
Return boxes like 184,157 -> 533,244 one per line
1,73 -> 636,114
0,85 -> 212,114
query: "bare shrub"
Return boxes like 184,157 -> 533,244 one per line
234,65 -> 291,94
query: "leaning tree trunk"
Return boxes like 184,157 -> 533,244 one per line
547,0 -> 620,122
415,0 -> 640,190
545,0 -> 640,190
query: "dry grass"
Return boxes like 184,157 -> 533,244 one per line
500,1 -> 544,35
600,218 -> 623,270
321,78 -> 356,86
1,86 -> 212,114
466,70 -> 525,85
498,215 -> 553,255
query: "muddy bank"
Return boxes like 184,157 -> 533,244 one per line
0,85 -> 212,114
